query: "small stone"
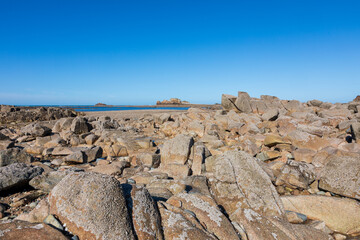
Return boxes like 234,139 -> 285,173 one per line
44,214 -> 64,231
285,210 -> 307,223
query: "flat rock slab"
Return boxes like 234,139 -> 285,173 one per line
281,195 -> 360,236
212,150 -> 285,218
0,163 -> 43,192
0,220 -> 67,240
319,155 -> 360,200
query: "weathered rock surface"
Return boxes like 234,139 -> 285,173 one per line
0,220 -> 67,240
167,192 -> 240,240
0,148 -> 34,167
210,150 -> 285,218
0,163 -> 43,192
161,134 -> 194,165
282,195 -> 360,236
319,155 -> 360,200
158,202 -> 217,240
21,123 -> 51,137
29,171 -> 68,192
70,117 -> 90,134
49,172 -> 135,240
126,185 -> 164,240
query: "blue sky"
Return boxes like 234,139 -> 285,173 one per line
0,1 -> 359,105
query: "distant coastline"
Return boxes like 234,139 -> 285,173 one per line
11,104 -> 220,112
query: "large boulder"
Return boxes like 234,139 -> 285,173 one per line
0,220 -> 67,240
125,185 -> 164,240
161,134 -> 194,165
167,192 -> 240,240
350,122 -> 360,142
210,150 -> 285,218
319,155 -> 360,200
52,117 -> 74,132
158,202 -> 217,240
0,148 -> 34,167
0,163 -> 43,192
282,195 -> 360,236
70,117 -> 90,134
48,172 -> 135,240
221,94 -> 237,111
160,134 -> 194,179
207,151 -> 329,239
234,91 -> 252,113
21,123 -> 51,137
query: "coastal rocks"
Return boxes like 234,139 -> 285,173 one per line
29,171 -> 68,193
261,108 -> 279,121
275,160 -> 316,189
70,117 -> 90,134
221,94 -> 237,111
319,155 -> 360,200
210,150 -> 285,218
63,151 -> 85,164
127,185 -> 164,240
0,106 -> 76,124
16,198 -> 50,223
159,134 -> 194,178
52,117 -> 74,132
0,220 -> 67,240
157,202 -> 217,240
49,172 -> 135,240
161,134 -> 194,165
350,122 -> 360,142
167,192 -> 240,240
0,148 -> 34,167
282,195 -> 360,236
103,144 -> 128,158
263,134 -> 288,147
21,123 -> 51,137
234,91 -> 252,113
0,163 -> 43,192
90,160 -> 129,176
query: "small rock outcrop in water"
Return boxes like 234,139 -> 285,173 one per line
1,91 -> 360,240
95,103 -> 107,106
156,98 -> 189,105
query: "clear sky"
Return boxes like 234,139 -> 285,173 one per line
0,1 -> 359,105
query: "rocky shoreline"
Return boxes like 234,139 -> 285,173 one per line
0,92 -> 360,239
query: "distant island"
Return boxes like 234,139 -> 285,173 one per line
156,98 -> 189,105
95,103 -> 108,106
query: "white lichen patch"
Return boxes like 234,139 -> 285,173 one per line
178,193 -> 223,227
243,208 -> 262,222
167,211 -> 189,229
30,224 -> 44,230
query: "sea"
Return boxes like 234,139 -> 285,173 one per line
16,105 -> 190,112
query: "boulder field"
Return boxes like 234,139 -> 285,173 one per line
0,92 -> 360,239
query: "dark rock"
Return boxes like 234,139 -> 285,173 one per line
20,123 -> 52,137
70,117 -> 90,134
0,163 -> 43,192
29,171 -> 68,193
0,148 -> 34,167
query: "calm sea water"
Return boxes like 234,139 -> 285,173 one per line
16,105 -> 190,112
72,106 -> 189,112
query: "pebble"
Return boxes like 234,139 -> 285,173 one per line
44,214 -> 64,231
